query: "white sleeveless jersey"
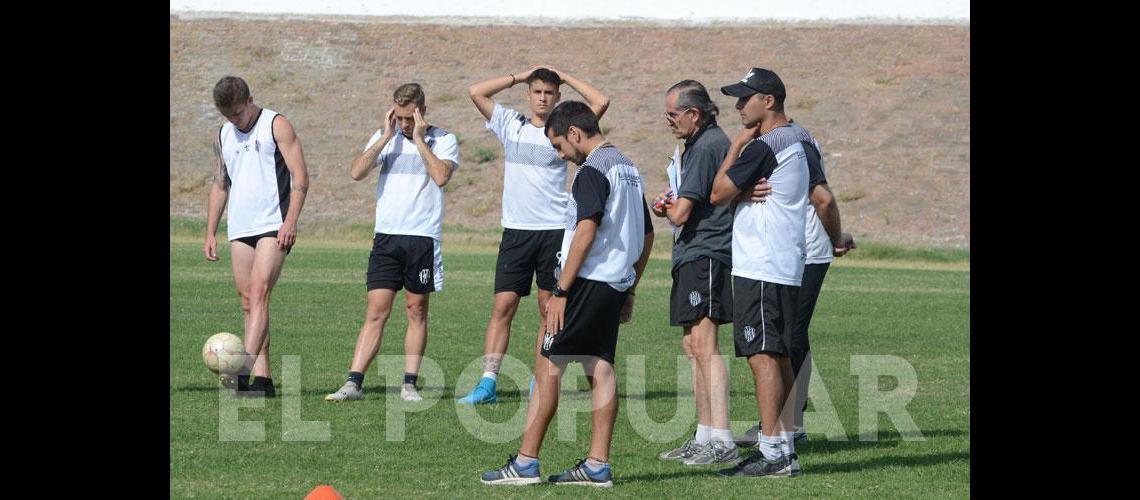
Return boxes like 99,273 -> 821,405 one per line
219,108 -> 291,240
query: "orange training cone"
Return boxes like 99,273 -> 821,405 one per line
304,485 -> 344,500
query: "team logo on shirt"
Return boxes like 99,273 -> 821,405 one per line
689,290 -> 702,307
419,269 -> 430,285
743,325 -> 757,343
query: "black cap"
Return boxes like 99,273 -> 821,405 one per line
720,68 -> 786,98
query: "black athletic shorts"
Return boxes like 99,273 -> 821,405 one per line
366,233 -> 442,294
541,277 -> 627,364
670,257 -> 733,327
493,228 -> 564,297
232,230 -> 292,254
733,276 -> 799,357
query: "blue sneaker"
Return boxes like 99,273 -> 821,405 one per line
458,376 -> 498,404
481,455 -> 542,485
548,459 -> 613,487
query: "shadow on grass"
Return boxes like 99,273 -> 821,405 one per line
174,384 -> 395,396
788,429 -> 968,455
622,446 -> 968,481
808,450 -> 969,474
620,467 -> 728,484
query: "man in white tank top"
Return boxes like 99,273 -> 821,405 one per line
204,76 -> 310,397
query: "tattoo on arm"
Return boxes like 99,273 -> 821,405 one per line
212,135 -> 230,189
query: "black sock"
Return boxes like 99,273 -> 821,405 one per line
252,376 -> 273,388
236,370 -> 251,391
348,371 -> 364,388
404,373 -> 418,386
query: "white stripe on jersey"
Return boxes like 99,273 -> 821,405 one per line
364,127 -> 460,241
486,104 -> 568,230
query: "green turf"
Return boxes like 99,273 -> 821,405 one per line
170,215 -> 969,265
170,240 -> 969,498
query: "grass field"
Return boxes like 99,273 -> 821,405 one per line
169,238 -> 969,498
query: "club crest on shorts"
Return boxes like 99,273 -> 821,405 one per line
543,332 -> 554,351
743,325 -> 757,343
419,269 -> 430,285
689,290 -> 701,307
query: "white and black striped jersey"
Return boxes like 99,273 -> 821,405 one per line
784,123 -> 832,264
558,144 -> 653,292
485,103 -> 569,230
364,127 -> 460,241
725,124 -> 810,286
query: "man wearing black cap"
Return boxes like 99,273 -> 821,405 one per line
732,123 -> 858,450
710,67 -> 811,478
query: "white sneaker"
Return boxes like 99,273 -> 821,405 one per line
401,383 -> 423,401
324,380 -> 363,402
683,440 -> 741,465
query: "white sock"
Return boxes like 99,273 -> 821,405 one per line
515,454 -> 537,466
758,434 -> 785,461
695,424 -> 712,444
481,371 -> 498,381
779,431 -> 796,456
712,428 -> 735,446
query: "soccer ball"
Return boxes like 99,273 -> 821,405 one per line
202,332 -> 246,375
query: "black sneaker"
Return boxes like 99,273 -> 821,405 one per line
733,424 -> 761,448
717,452 -> 799,478
219,374 -> 239,390
733,424 -> 808,447
237,378 -> 276,398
